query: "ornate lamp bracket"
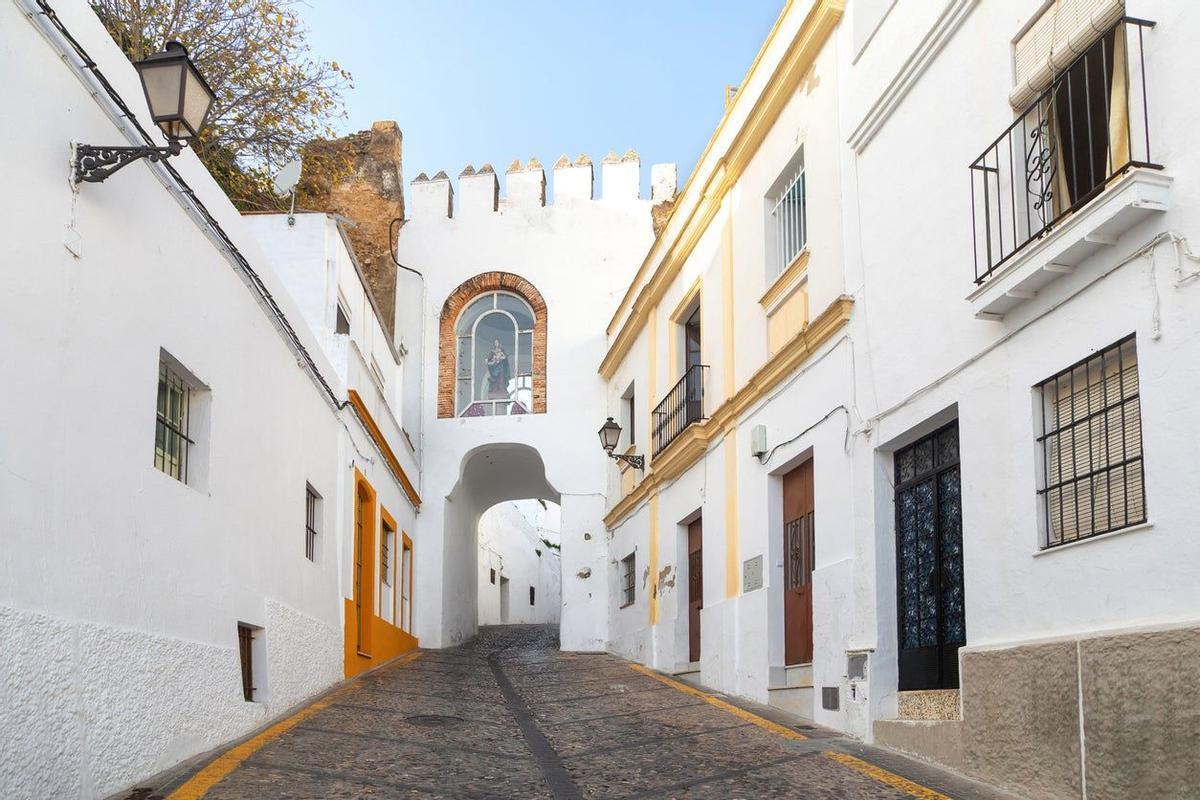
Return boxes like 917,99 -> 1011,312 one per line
609,452 -> 646,471
73,141 -> 182,184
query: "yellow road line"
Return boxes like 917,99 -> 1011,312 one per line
168,650 -> 421,799
823,751 -> 951,800
628,663 -> 806,740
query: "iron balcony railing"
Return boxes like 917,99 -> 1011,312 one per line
969,17 -> 1160,284
652,364 -> 708,457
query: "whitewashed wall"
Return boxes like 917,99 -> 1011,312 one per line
842,0 -> 1200,734
603,0 -> 1200,745
396,160 -> 657,652
0,1 -> 355,796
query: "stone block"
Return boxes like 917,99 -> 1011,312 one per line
960,641 -> 1082,800
898,689 -> 960,720
1080,625 -> 1200,800
874,719 -> 965,771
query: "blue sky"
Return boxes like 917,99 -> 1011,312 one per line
298,1 -> 784,197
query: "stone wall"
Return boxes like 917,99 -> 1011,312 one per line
875,622 -> 1200,800
298,121 -> 404,337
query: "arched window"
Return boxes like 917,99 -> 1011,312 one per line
455,291 -> 535,416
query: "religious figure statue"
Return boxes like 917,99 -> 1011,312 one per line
485,339 -> 510,397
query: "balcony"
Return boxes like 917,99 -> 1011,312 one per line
652,364 -> 708,457
968,18 -> 1167,319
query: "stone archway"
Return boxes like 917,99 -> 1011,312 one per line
438,272 -> 548,418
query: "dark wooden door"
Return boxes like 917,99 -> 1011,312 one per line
687,519 -> 703,663
894,421 -> 965,690
783,460 -> 814,665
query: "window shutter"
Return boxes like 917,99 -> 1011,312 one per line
1010,0 -> 1123,109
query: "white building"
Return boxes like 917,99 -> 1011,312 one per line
600,1 -> 1200,798
0,3 -> 419,796
477,500 -> 562,626
243,211 -> 423,679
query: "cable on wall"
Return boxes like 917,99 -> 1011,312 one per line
30,0 -> 345,412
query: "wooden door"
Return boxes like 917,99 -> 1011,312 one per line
687,518 -> 703,663
783,460 -> 814,665
894,421 -> 965,690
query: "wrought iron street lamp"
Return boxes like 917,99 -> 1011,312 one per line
598,417 -> 644,471
73,41 -> 216,183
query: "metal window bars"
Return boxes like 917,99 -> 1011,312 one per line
1037,335 -> 1145,548
770,163 -> 807,280
381,525 -> 392,587
621,554 -> 636,606
969,17 -> 1160,284
305,486 -> 319,561
155,361 -> 192,483
651,364 -> 709,457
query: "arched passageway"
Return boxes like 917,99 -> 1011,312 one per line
435,443 -> 562,646
477,499 -> 561,627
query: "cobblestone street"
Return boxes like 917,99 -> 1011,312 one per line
140,626 -> 1013,799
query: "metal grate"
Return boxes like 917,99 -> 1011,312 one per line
970,17 -> 1159,283
822,687 -> 840,711
621,553 -> 636,607
305,485 -> 319,561
381,524 -> 393,587
652,364 -> 708,456
154,360 -> 192,483
769,160 -> 807,280
1038,335 -> 1145,548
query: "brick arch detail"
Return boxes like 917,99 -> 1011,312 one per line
438,272 -> 548,418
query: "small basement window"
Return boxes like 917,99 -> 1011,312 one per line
237,623 -> 263,702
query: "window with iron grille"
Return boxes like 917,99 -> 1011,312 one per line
768,152 -> 807,280
305,485 -> 320,562
621,553 -> 636,607
237,624 -> 255,701
381,522 -> 394,587
155,360 -> 193,483
400,539 -> 413,632
1037,335 -> 1145,548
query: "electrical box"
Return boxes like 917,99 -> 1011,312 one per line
750,424 -> 768,458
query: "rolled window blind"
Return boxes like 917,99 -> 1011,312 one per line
1010,0 -> 1124,109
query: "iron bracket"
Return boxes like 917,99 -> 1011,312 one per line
609,452 -> 645,471
73,141 -> 182,184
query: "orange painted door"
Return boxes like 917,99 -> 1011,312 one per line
783,460 -> 814,665
687,518 -> 703,663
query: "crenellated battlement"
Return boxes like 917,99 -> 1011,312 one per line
408,150 -> 677,219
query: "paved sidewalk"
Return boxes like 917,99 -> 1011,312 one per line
123,625 -> 1015,799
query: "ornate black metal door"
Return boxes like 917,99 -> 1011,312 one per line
894,421 -> 965,690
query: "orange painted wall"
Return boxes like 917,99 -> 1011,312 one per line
343,598 -> 418,678
344,470 -> 417,678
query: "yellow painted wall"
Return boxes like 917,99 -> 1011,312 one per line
767,284 -> 809,354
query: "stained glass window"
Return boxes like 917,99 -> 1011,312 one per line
455,292 -> 536,417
